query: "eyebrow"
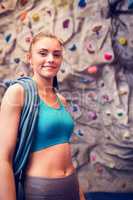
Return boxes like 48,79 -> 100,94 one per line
38,48 -> 62,53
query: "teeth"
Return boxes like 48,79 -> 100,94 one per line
42,66 -> 52,69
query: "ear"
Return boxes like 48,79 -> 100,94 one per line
26,52 -> 31,64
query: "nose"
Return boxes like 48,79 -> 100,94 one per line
47,53 -> 54,63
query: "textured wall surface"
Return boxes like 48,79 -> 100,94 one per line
0,0 -> 133,193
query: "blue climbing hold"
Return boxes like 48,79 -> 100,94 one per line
14,58 -> 20,64
72,105 -> 78,112
5,34 -> 12,43
79,76 -> 95,83
78,0 -> 86,8
69,44 -> 77,51
76,129 -> 83,136
128,0 -> 133,9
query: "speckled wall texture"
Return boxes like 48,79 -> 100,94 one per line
0,0 -> 133,193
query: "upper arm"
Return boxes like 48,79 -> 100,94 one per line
0,84 -> 24,162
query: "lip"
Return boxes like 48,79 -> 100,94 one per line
42,65 -> 56,68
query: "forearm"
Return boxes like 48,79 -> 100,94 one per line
0,160 -> 16,200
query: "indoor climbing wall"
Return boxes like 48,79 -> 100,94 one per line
0,0 -> 133,193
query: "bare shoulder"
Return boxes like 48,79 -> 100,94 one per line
56,93 -> 68,107
1,83 -> 25,108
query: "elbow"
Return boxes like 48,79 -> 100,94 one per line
0,154 -> 13,167
0,159 -> 13,173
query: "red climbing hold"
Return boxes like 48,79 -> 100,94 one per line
104,52 -> 113,61
87,66 -> 98,74
20,0 -> 28,6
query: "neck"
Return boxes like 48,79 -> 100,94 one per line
32,74 -> 54,96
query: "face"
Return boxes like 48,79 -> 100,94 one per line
29,37 -> 63,79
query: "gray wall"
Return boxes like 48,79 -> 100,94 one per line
0,0 -> 133,192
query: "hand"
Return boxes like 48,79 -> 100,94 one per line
80,193 -> 86,200
79,187 -> 86,200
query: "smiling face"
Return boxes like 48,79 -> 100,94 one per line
29,35 -> 63,79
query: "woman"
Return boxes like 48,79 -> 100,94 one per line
0,32 -> 85,200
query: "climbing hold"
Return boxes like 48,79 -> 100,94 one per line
78,0 -> 87,8
101,95 -> 112,104
25,36 -> 32,43
99,80 -> 105,88
117,112 -> 123,117
53,0 -> 68,7
32,13 -> 40,22
123,132 -> 130,140
69,44 -> 77,51
79,76 -> 94,83
92,25 -> 102,33
96,164 -> 103,174
72,105 -> 78,112
119,90 -> 128,96
88,92 -> 97,100
14,58 -> 20,64
47,10 -> 52,16
104,52 -> 113,61
88,111 -> 97,120
79,77 -> 86,83
105,110 -> 111,116
20,0 -> 28,6
5,34 -> 12,43
105,134 -> 111,140
19,11 -> 28,22
61,69 -> 65,73
87,66 -> 98,74
85,42 -> 95,54
90,153 -> 96,162
118,37 -> 128,46
76,129 -> 84,136
100,82 -> 104,87
63,19 -> 70,28
108,161 -> 115,168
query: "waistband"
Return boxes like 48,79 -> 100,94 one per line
25,170 -> 77,181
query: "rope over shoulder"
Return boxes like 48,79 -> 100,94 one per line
4,76 -> 39,176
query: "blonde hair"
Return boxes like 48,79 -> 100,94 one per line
29,32 -> 63,52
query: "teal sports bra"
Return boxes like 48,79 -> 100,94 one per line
31,95 -> 74,152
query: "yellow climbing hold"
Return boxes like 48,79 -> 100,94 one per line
118,37 -> 127,46
123,132 -> 130,140
108,161 -> 115,168
32,13 -> 40,22
52,0 -> 69,7
119,90 -> 128,96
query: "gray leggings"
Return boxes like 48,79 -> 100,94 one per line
24,171 -> 80,200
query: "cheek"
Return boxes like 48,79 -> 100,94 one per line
32,55 -> 43,64
56,58 -> 63,66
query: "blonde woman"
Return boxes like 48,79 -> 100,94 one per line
0,32 -> 85,200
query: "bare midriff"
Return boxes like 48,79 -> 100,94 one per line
25,143 -> 75,178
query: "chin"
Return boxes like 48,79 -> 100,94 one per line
40,73 -> 57,79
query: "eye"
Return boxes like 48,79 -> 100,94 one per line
53,52 -> 62,57
53,54 -> 62,57
39,51 -> 47,56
